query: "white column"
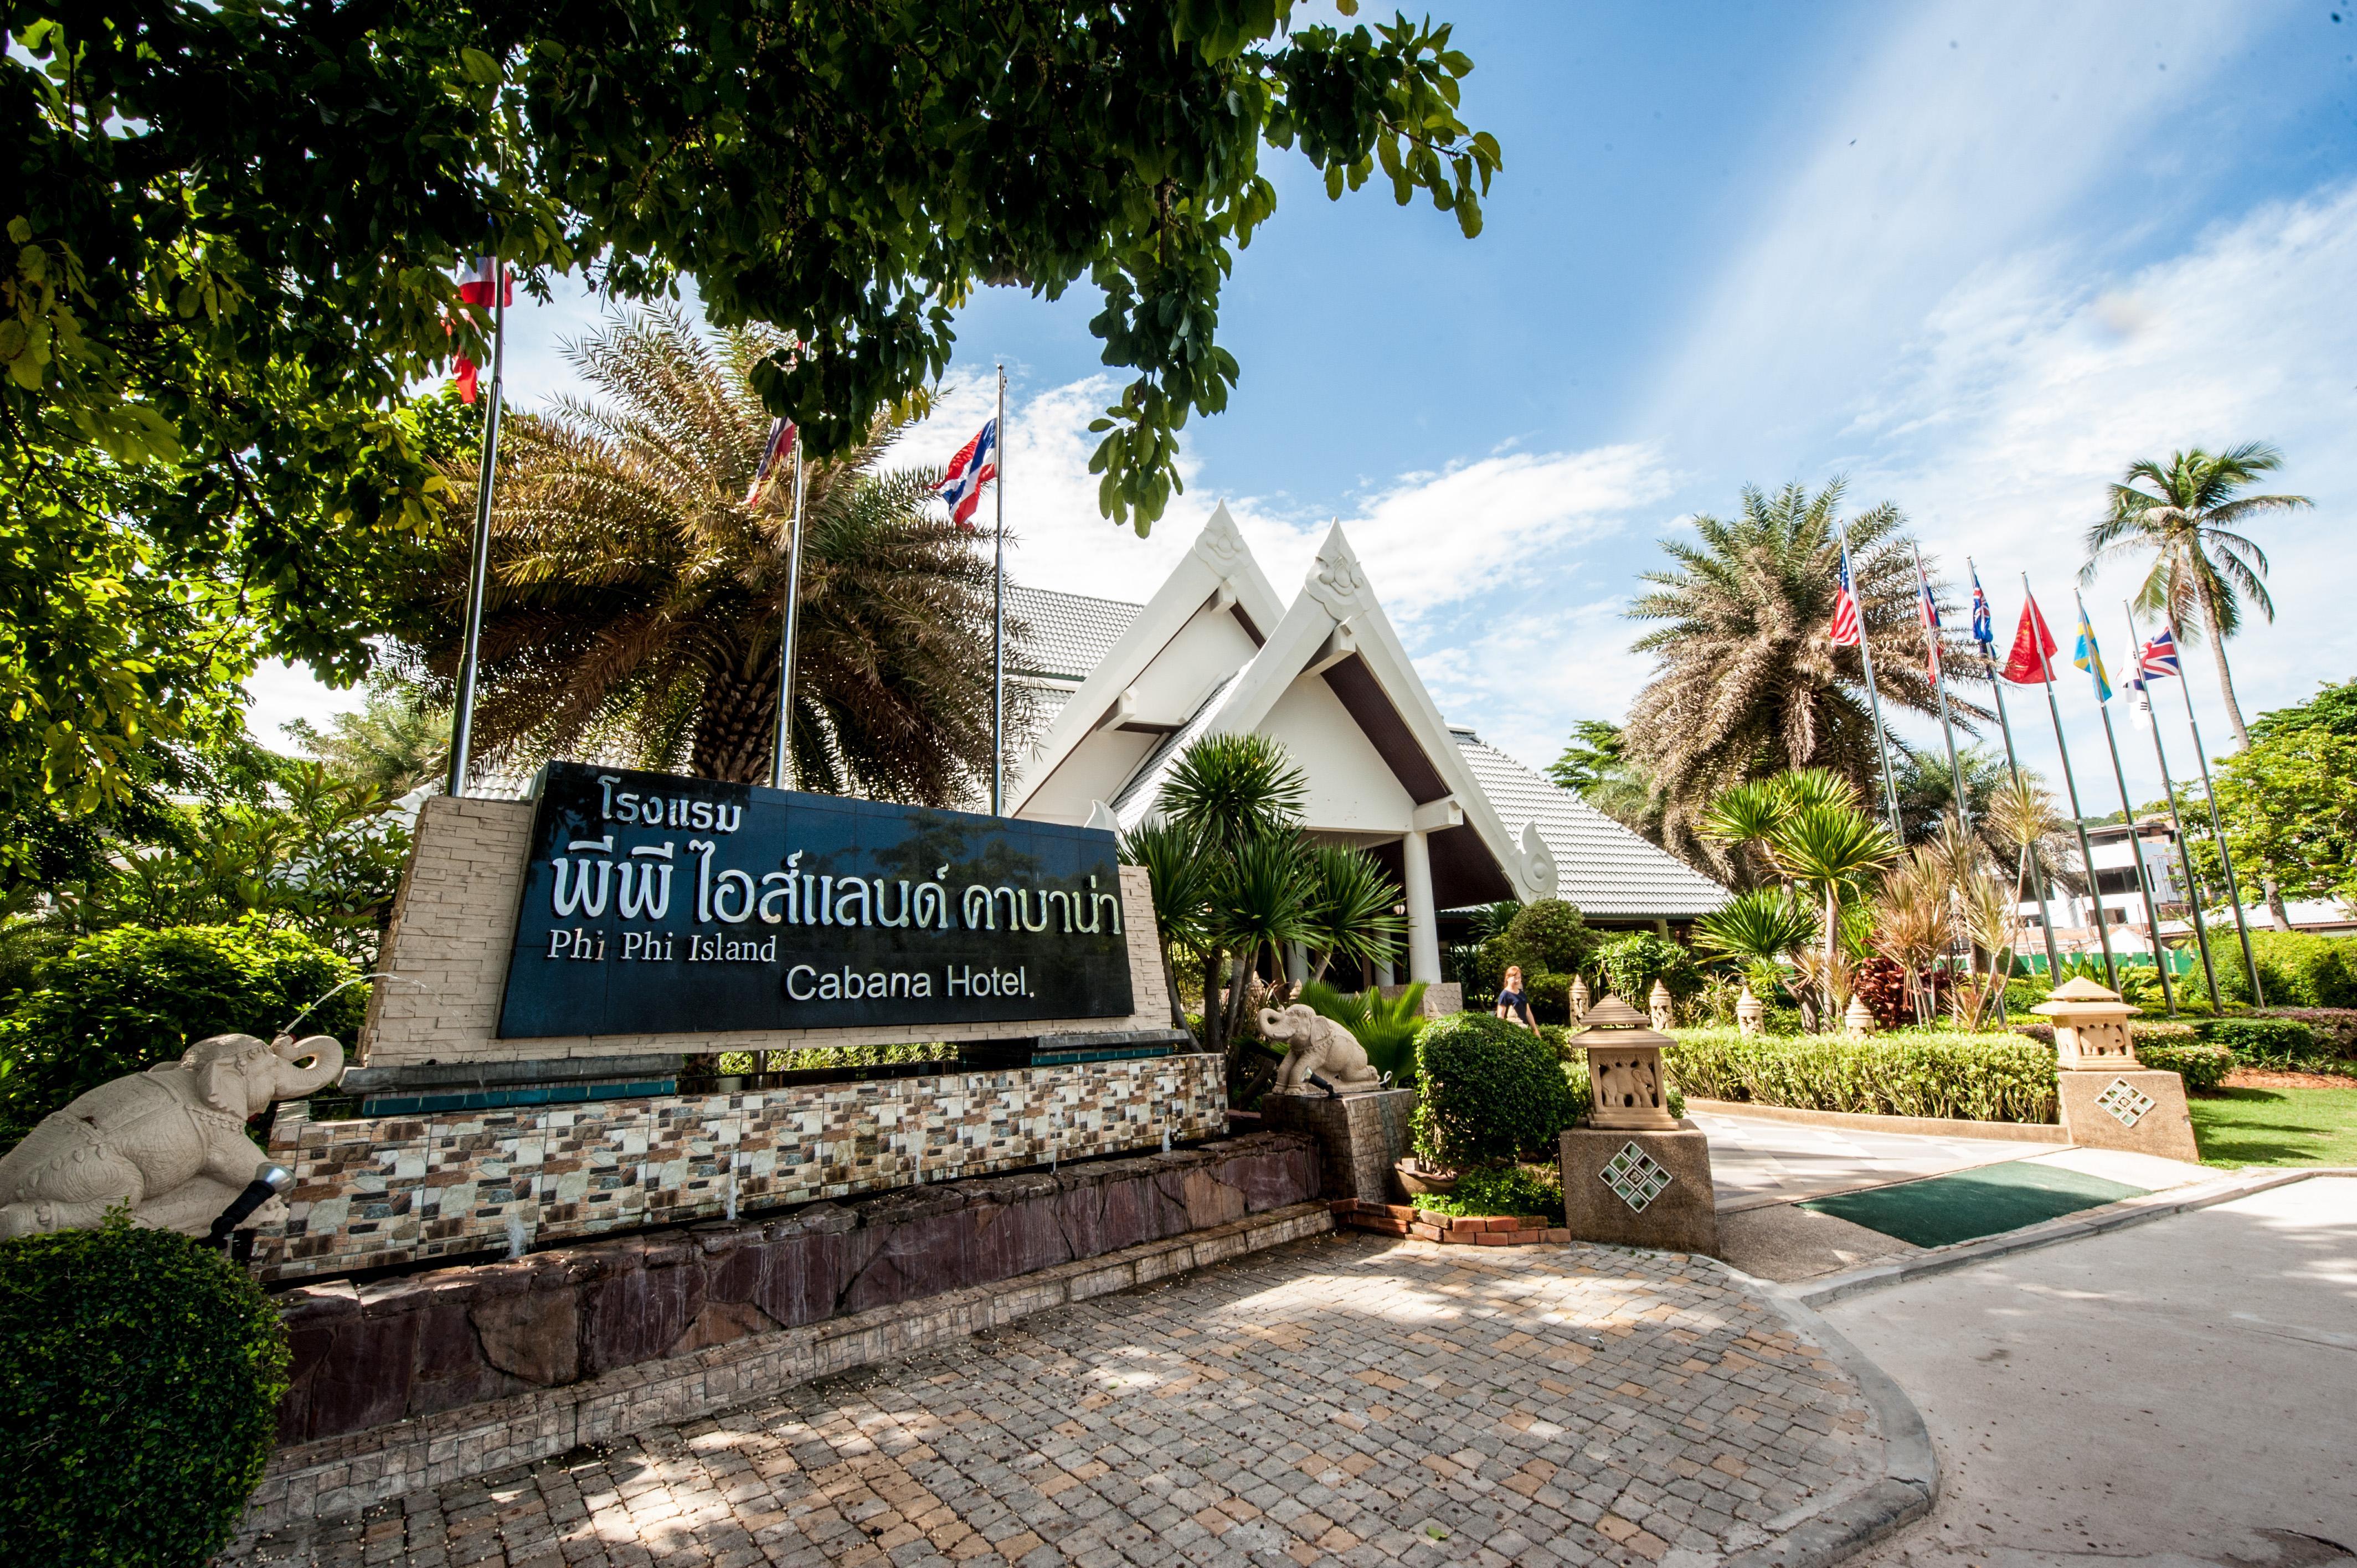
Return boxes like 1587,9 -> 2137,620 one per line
1286,941 -> 1307,986
1375,955 -> 1396,988
1402,828 -> 1441,983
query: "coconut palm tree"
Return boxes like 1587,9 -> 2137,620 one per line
1624,479 -> 1983,868
2081,442 -> 2312,748
404,305 -> 1006,803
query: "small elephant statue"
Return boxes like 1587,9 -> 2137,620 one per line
0,1033 -> 343,1239
1258,1003 -> 1382,1095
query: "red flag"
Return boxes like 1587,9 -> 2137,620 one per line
2001,596 -> 2061,685
451,256 -> 511,403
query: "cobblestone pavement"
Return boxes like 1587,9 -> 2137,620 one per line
224,1232 -> 1885,1568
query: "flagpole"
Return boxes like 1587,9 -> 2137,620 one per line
2025,574 -> 2118,991
1973,558 -> 2063,983
2080,592 -> 2175,1015
1913,544 -> 1971,828
991,365 -> 1007,816
446,259 -> 506,800
2165,611 -> 2264,1007
771,444 -> 807,790
2127,602 -> 2221,1009
1844,533 -> 1903,840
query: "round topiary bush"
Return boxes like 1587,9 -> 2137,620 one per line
0,1214 -> 290,1566
1411,1013 -> 1581,1169
1503,899 -> 1594,977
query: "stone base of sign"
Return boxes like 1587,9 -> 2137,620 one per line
358,795 -> 1174,1069
249,1053 -> 1227,1283
1260,1086 -> 1417,1205
1559,1121 -> 1721,1257
245,1169 -> 1331,1533
2056,1069 -> 2200,1163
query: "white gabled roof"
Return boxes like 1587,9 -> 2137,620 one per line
1452,730 -> 1731,920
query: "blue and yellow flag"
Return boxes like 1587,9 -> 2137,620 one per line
2072,597 -> 2111,703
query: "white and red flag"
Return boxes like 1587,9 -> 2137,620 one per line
936,418 -> 999,530
452,256 -> 513,403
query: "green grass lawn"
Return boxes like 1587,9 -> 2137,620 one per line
2189,1087 -> 2357,1168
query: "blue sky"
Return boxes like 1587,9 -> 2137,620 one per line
254,1 -> 2357,803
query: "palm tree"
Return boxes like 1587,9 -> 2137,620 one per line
405,305 -> 1006,803
2082,443 -> 2312,749
1119,819 -> 1217,1033
1692,886 -> 1818,999
1700,770 -> 1896,1021
1299,845 -> 1404,985
282,672 -> 450,796
1624,480 -> 1983,868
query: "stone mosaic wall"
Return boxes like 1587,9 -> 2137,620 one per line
253,1053 -> 1225,1282
361,796 -> 1170,1067
267,1133 -> 1321,1450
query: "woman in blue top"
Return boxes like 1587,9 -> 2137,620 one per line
1494,964 -> 1536,1030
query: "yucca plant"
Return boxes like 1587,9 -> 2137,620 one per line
1299,844 -> 1404,984
1120,819 -> 1217,1033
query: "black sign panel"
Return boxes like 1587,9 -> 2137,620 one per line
496,762 -> 1135,1039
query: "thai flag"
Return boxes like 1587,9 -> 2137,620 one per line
744,417 -> 797,507
1918,566 -> 1943,682
936,417 -> 998,531
2138,627 -> 2182,680
1828,548 -> 1862,647
1970,568 -> 1994,649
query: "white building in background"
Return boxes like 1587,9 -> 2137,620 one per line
2020,818 -> 2188,950
1005,506 -> 1729,982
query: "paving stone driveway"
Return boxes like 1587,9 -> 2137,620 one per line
224,1232 -> 1883,1568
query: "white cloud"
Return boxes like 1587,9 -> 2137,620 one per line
1638,0 -> 2256,457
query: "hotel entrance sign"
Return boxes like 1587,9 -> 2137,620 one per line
497,762 -> 1135,1038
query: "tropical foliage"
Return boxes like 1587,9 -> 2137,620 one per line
2082,442 -> 2312,746
2192,679 -> 2357,913
1545,720 -> 1658,835
1699,770 -> 1896,1018
395,308 -> 1003,801
1121,733 -> 1403,1082
1622,481 -> 1981,864
1298,980 -> 1427,1086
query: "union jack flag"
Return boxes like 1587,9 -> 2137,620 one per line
1970,567 -> 1994,648
1829,545 -> 1862,648
936,418 -> 998,531
2138,627 -> 2183,680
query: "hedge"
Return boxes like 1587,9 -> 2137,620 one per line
1411,1013 -> 1581,1168
2245,1008 -> 2357,1057
0,922 -> 364,1148
2134,1040 -> 2235,1092
2211,930 -> 2357,1009
1665,1029 -> 2058,1123
2200,1017 -> 2328,1069
0,1215 -> 290,1566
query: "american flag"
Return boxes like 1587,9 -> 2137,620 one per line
1918,565 -> 1943,681
1829,546 -> 1862,648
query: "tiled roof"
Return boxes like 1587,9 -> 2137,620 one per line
1452,729 -> 1731,921
1005,585 -> 1141,682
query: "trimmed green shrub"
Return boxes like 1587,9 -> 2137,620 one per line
2200,1016 -> 2327,1068
2134,1040 -> 2234,1092
0,1214 -> 291,1566
1594,931 -> 1699,1006
1665,1028 -> 2058,1123
1412,1163 -> 1566,1222
2211,930 -> 2357,1010
2245,1008 -> 2357,1056
0,922 -> 363,1147
1502,900 -> 1596,978
1411,1013 -> 1581,1168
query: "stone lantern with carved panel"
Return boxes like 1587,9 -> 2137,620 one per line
1558,996 -> 1718,1255
2032,975 -> 2198,1162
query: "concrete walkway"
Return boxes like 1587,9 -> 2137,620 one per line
1830,1175 -> 2357,1568
224,1232 -> 1909,1568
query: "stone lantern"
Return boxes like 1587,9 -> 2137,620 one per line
1843,994 -> 1877,1037
1647,979 -> 1676,1031
1568,974 -> 1590,1024
1559,996 -> 1718,1255
1735,982 -> 1765,1037
1573,997 -> 1679,1130
2031,975 -> 2198,1162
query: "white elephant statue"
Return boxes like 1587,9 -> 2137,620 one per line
0,1033 -> 343,1239
1258,1004 -> 1383,1095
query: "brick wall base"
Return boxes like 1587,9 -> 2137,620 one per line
246,1191 -> 1331,1533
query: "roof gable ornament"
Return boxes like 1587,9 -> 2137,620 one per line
1519,821 -> 1557,900
1304,520 -> 1370,619
1191,502 -> 1249,577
